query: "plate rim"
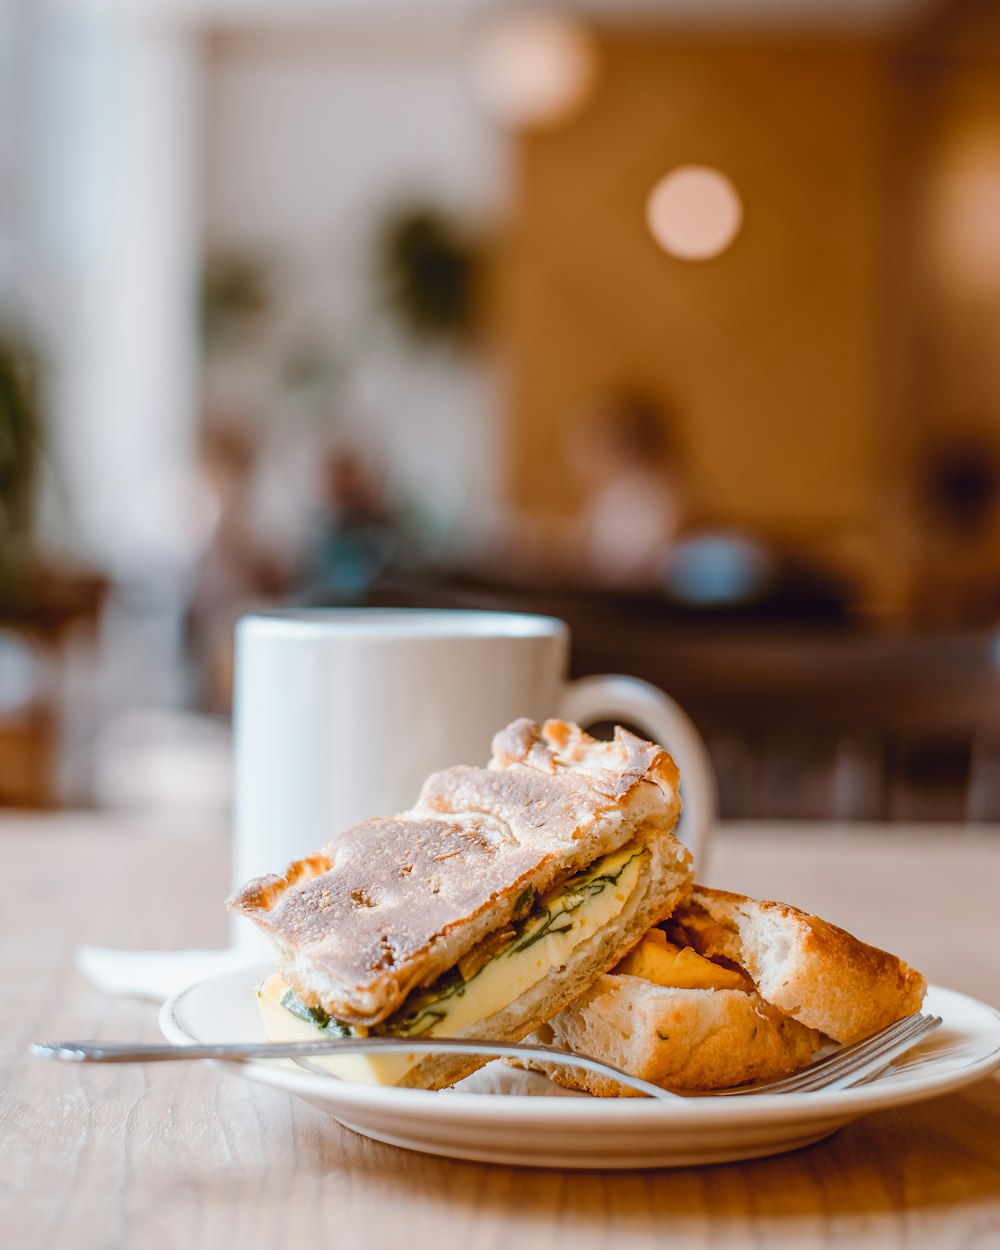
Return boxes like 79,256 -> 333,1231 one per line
160,962 -> 1000,1127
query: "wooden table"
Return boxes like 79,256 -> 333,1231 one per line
3,813 -> 999,1250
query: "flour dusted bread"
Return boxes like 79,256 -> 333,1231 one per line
530,884 -> 926,1095
667,886 -> 927,1045
228,718 -> 692,1089
534,978 -> 820,1095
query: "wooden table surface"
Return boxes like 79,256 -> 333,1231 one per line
3,812 -> 999,1250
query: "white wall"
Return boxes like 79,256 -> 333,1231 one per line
201,27 -> 509,559
24,9 -> 203,578
21,10 -> 507,576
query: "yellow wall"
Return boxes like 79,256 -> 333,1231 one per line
504,38 -> 890,557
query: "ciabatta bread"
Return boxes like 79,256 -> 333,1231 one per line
530,885 -> 926,1095
228,718 -> 693,1089
667,886 -> 927,1044
534,977 -> 820,1094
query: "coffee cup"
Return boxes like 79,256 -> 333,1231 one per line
231,608 -> 714,952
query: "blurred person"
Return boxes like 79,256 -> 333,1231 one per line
300,447 -> 399,602
469,389 -> 689,592
564,389 -> 688,590
188,422 -> 288,709
909,427 -> 1000,625
562,391 -> 849,617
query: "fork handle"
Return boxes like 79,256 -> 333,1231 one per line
29,1036 -> 680,1101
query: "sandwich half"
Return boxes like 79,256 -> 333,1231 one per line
227,717 -> 693,1089
527,884 -> 927,1095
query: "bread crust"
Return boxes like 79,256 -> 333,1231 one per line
667,886 -> 927,1044
532,884 -> 927,1095
228,718 -> 687,1027
529,975 -> 820,1095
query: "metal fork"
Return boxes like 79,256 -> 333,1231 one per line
30,1012 -> 940,1100
699,1011 -> 942,1096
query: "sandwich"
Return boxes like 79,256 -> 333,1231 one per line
525,884 -> 927,1095
227,717 -> 693,1089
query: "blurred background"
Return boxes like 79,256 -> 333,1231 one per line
3,0 -> 1000,821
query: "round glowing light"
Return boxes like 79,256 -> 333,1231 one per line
467,9 -> 598,130
935,132 -> 1000,291
646,166 -> 743,261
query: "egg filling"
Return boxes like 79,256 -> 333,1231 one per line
257,841 -> 646,1086
613,926 -> 752,991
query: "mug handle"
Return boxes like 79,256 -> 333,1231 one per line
558,674 -> 716,872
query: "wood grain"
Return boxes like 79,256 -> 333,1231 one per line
2,814 -> 999,1250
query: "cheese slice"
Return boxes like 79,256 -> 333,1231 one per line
257,973 -> 422,1085
257,843 -> 645,1086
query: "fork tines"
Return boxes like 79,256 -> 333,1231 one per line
707,1012 -> 943,1097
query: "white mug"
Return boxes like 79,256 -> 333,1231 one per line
231,609 -> 715,952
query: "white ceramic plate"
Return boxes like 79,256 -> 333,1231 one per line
160,964 -> 1000,1169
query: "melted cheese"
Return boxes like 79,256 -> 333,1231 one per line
258,973 -> 420,1085
613,928 -> 749,991
257,844 -> 645,1086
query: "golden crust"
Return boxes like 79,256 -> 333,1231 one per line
533,883 -> 926,1094
530,975 -> 820,1094
227,717 -> 685,1026
665,886 -> 927,1044
491,718 -> 680,801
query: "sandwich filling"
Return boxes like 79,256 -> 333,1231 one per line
613,926 -> 752,992
257,841 -> 646,1085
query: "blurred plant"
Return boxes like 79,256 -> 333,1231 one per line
378,206 -> 481,345
199,248 -> 274,355
0,331 -> 41,584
